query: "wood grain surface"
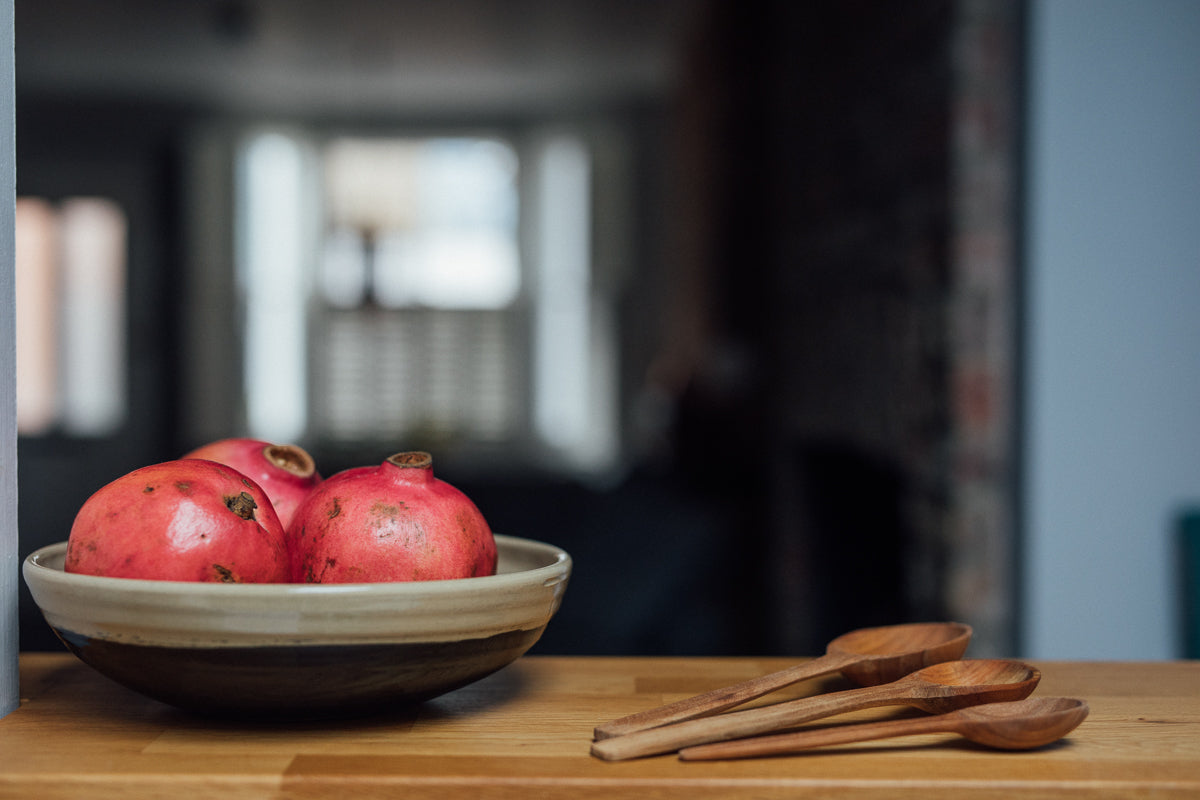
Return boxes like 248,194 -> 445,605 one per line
2,653 -> 1198,799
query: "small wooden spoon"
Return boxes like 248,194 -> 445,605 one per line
590,659 -> 1039,761
594,621 -> 972,740
679,697 -> 1089,760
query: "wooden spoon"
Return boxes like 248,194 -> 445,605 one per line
594,621 -> 972,740
590,658 -> 1040,761
679,697 -> 1089,760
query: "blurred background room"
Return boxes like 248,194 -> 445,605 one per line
12,0 -> 1200,662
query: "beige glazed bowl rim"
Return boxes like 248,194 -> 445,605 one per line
23,534 -> 572,647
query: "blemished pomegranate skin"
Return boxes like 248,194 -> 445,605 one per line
183,438 -> 321,530
65,458 -> 290,583
287,451 -> 498,583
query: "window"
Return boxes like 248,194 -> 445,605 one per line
235,128 -> 619,475
14,197 -> 128,437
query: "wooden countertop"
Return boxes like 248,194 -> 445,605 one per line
2,652 -> 1198,798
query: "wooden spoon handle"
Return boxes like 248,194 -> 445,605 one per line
593,652 -> 857,740
679,713 -> 955,760
590,681 -> 904,761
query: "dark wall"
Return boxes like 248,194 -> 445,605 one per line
525,0 -> 959,656
18,0 -> 963,657
15,100 -> 195,650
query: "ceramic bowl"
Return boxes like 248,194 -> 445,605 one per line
23,535 -> 571,717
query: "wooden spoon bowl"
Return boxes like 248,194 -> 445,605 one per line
904,659 -> 1043,714
951,696 -> 1089,749
833,621 -> 973,687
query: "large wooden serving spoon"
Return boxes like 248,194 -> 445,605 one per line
590,659 -> 1040,761
679,697 -> 1089,760
594,621 -> 972,740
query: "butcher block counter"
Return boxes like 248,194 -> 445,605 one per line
2,652 -> 1198,799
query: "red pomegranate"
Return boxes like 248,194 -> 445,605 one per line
288,451 -> 498,583
183,438 -> 322,529
65,459 -> 290,582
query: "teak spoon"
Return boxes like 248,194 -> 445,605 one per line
590,658 -> 1040,761
678,697 -> 1089,760
594,621 -> 972,740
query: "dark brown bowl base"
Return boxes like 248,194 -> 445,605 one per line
53,626 -> 544,719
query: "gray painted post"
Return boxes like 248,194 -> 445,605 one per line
1,0 -> 19,719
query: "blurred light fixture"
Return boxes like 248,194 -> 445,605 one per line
321,136 -> 520,310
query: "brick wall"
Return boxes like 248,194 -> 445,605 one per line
946,0 -> 1021,655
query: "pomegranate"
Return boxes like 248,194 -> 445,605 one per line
65,458 -> 290,582
183,438 -> 322,529
288,451 -> 498,583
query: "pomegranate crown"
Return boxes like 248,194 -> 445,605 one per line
387,451 -> 433,469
